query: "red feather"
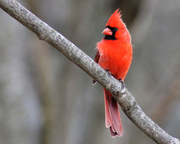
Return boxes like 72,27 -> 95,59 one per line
94,9 -> 133,137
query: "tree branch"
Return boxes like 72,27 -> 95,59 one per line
0,0 -> 179,143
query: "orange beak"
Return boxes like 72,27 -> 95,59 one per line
102,27 -> 112,35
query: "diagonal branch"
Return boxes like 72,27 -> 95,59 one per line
0,0 -> 179,143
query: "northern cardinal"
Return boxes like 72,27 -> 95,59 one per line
93,9 -> 133,137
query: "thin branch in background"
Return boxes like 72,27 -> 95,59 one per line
0,0 -> 179,143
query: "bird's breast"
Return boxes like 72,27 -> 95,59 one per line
97,40 -> 132,80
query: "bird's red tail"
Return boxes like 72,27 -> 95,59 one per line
103,88 -> 123,137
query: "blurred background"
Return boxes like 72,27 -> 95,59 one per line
0,0 -> 180,144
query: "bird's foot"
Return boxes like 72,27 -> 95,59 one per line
119,79 -> 126,92
105,68 -> 112,75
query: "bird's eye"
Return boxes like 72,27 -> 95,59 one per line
114,28 -> 118,32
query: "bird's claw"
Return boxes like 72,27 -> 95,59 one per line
105,68 -> 112,76
119,79 -> 126,93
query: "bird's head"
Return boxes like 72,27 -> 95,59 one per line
103,9 -> 131,41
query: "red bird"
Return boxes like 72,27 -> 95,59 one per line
94,9 -> 133,137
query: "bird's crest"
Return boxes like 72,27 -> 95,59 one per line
105,9 -> 125,29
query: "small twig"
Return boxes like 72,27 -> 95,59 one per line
0,0 -> 179,143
